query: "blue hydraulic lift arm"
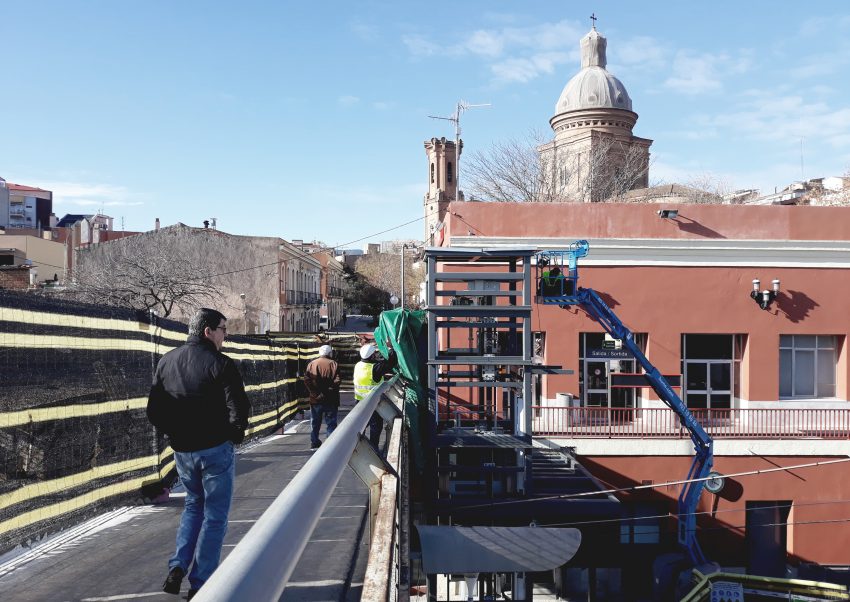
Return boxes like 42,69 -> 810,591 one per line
537,241 -> 713,566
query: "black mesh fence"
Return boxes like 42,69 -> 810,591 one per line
0,291 -> 356,554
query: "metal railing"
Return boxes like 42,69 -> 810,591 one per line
304,292 -> 322,305
531,406 -> 850,439
196,376 -> 406,601
362,409 -> 408,602
283,290 -> 322,305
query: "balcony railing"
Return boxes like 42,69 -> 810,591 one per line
283,290 -> 322,306
531,406 -> 850,439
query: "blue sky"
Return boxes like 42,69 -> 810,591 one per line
2,1 -> 850,248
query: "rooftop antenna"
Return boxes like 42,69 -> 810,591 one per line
800,137 -> 805,181
429,99 -> 490,201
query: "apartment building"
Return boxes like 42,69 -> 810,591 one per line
278,240 -> 323,333
3,183 -> 53,231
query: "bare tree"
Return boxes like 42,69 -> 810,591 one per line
73,227 -> 223,318
464,130 -> 559,203
464,130 -> 650,203
682,173 -> 731,204
573,135 -> 652,202
355,251 -> 425,306
71,224 -> 281,331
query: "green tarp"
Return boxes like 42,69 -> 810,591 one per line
374,308 -> 427,470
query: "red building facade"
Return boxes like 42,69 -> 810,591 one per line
440,201 -> 850,570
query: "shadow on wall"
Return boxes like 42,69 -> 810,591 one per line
778,290 -> 818,323
674,215 -> 727,239
565,290 -> 619,319
594,291 -> 620,309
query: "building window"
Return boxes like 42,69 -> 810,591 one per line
620,503 -> 663,544
780,335 -> 837,399
447,161 -> 453,183
578,332 -> 646,409
681,334 -> 744,411
431,163 -> 435,184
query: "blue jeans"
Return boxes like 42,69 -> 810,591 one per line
310,404 -> 338,446
169,441 -> 235,590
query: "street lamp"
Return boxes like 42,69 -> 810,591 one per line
389,294 -> 399,307
239,293 -> 249,333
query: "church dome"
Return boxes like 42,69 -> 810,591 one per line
555,28 -> 632,113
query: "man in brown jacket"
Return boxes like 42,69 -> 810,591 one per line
304,344 -> 341,449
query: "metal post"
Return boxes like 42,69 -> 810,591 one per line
401,244 -> 406,310
455,108 -> 461,202
522,257 -> 533,436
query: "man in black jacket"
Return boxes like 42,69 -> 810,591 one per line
147,308 -> 250,600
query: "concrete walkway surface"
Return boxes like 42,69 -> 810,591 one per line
0,394 -> 369,602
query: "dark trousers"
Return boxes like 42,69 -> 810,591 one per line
369,411 -> 382,448
310,403 -> 338,446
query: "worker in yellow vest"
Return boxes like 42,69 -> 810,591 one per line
540,266 -> 563,296
354,343 -> 397,447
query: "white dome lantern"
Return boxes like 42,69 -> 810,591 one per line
555,28 -> 632,113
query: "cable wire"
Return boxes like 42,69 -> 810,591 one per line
201,213 -> 431,280
538,497 -> 850,530
49,212 -> 431,283
699,516 -> 850,532
448,457 -> 850,511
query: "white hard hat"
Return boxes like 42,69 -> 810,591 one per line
318,344 -> 333,357
360,343 -> 377,359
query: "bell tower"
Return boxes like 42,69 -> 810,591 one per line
423,137 -> 462,243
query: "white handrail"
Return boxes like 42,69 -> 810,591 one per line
195,376 -> 401,602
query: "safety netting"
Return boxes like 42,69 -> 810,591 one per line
0,290 -> 308,554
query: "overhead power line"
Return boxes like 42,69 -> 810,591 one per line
450,457 -> 850,512
43,212 -> 431,283
540,498 -> 850,530
202,213 -> 430,280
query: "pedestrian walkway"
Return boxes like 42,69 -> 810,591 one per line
329,314 -> 374,334
0,394 -> 368,602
